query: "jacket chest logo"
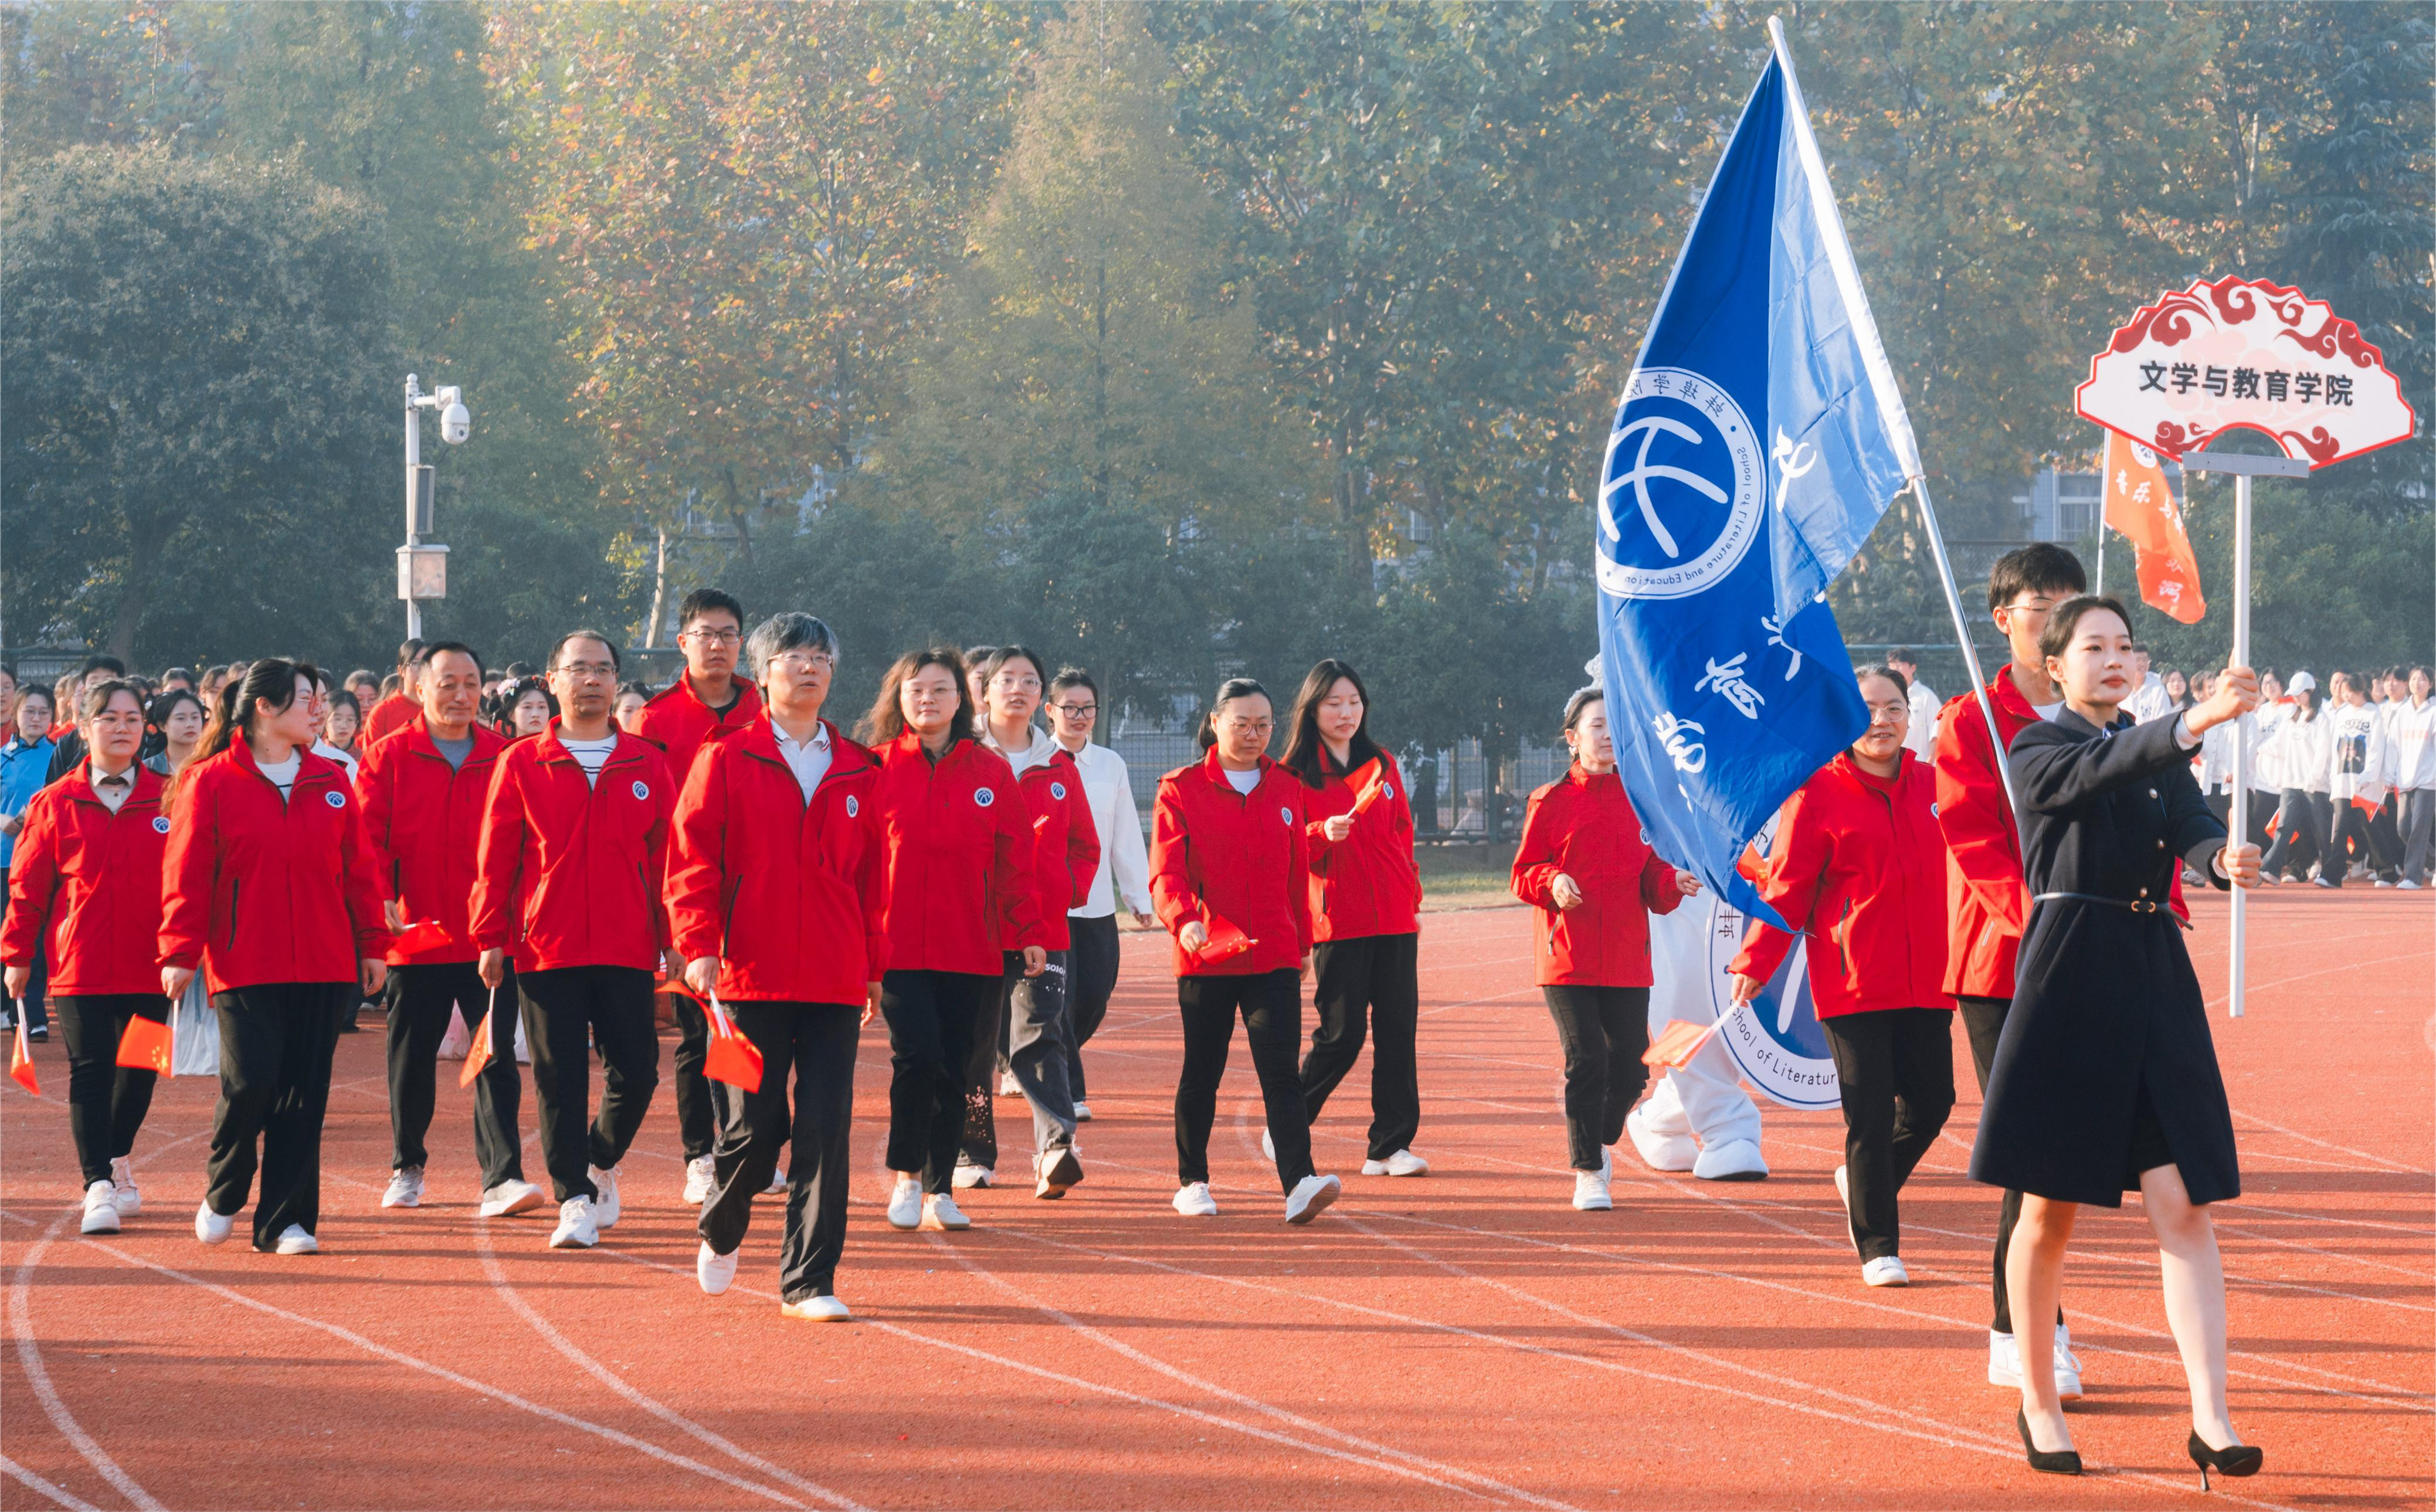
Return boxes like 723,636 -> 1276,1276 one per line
324,790 -> 346,808
1049,781 -> 1067,801
152,816 -> 171,834
1279,805 -> 1293,825
845,795 -> 859,818
631,780 -> 649,801
975,787 -> 996,807
1380,783 -> 1394,801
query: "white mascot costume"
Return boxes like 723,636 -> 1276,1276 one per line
1630,898 -> 1767,1179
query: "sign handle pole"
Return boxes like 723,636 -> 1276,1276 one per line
2228,472 -> 2252,1018
1910,476 -> 2023,832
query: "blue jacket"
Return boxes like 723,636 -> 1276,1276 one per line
0,735 -> 57,868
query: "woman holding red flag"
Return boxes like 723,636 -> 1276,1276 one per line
3,680 -> 171,1235
670,613 -> 883,1320
1732,666 -> 1953,1289
161,660 -> 390,1256
1277,659 -> 1427,1178
1511,686 -> 1699,1212
860,648 -> 1041,1235
1152,677 -> 1341,1224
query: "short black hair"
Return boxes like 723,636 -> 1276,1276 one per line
678,587 -> 744,630
1885,648 -> 1917,668
417,640 -> 486,678
1854,662 -> 1909,699
547,630 -> 621,673
78,654 -> 126,679
1986,543 -> 2086,614
503,661 -> 537,678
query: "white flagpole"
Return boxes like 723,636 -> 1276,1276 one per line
2227,473 -> 2252,1017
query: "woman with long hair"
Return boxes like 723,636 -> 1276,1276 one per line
161,661 -> 389,1255
1972,596 -> 2262,1483
1152,677 -> 1342,1224
144,689 -> 208,778
1276,659 -> 1427,1178
858,648 -> 1041,1234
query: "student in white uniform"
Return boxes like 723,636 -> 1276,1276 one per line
2391,667 -> 2436,888
1044,669 -> 1153,1119
1887,650 -> 1939,763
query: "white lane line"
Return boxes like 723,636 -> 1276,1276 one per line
0,1453 -> 104,1512
2227,1107 -> 2432,1177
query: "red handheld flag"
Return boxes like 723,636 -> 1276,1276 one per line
703,993 -> 765,1093
1346,759 -> 1390,817
391,919 -> 454,956
117,1012 -> 174,1077
1641,1001 -> 1749,1069
459,986 -> 498,1088
1191,915 -> 1256,966
10,1017 -> 38,1095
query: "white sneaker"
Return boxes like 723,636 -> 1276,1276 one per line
781,1294 -> 851,1321
921,1192 -> 971,1231
951,1162 -> 993,1190
1833,1164 -> 1862,1256
80,1180 -> 121,1235
549,1197 -> 599,1249
478,1178 -> 547,1218
1073,1100 -> 1093,1122
1172,1182 -> 1219,1217
108,1157 -> 140,1214
381,1167 -> 425,1209
1260,1128 -> 1275,1163
764,1165 -> 787,1195
683,1155 -> 714,1205
1284,1173 -> 1341,1225
2398,879 -> 2422,889
588,1165 -> 620,1229
696,1241 -> 738,1296
1625,1107 -> 1698,1172
1572,1166 -> 1613,1211
2054,1323 -> 2085,1401
885,1174 -> 924,1230
1692,1138 -> 1768,1181
273,1224 -> 319,1256
1861,1255 -> 1909,1287
1036,1148 -> 1084,1200
1987,1328 -> 2021,1388
1361,1149 -> 1430,1177
998,1071 -> 1024,1097
195,1201 -> 234,1245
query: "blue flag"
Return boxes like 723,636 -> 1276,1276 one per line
1594,23 -> 1922,930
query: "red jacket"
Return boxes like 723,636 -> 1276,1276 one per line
1511,765 -> 1686,988
361,693 -> 419,746
993,738 -> 1100,953
1732,753 -> 1950,1019
1932,671 -> 2041,1000
634,675 -> 762,788
666,718 -> 887,1003
1302,748 -> 1423,941
2,761 -> 169,995
160,743 -> 389,994
869,733 -> 1041,976
471,722 -> 674,974
1149,750 -> 1312,977
355,718 -> 510,965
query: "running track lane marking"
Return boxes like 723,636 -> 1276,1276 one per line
0,1453 -> 104,1512
472,1217 -> 867,1511
589,1239 -> 1553,1508
920,1232 -> 1580,1511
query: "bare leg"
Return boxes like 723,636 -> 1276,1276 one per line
2140,1163 -> 2238,1447
2007,1192 -> 2079,1452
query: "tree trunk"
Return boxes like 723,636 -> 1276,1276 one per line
644,524 -> 669,649
107,505 -> 167,664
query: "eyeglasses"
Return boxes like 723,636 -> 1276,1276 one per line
772,651 -> 836,672
680,627 -> 742,645
1224,718 -> 1275,736
557,662 -> 618,681
1052,702 -> 1097,718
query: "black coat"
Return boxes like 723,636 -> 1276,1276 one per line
1967,709 -> 2239,1207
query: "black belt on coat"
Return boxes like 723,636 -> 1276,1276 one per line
2033,890 -> 2162,913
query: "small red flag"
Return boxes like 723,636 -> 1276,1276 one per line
1190,915 -> 1257,966
10,1017 -> 38,1095
703,993 -> 764,1093
391,919 -> 454,956
459,987 -> 498,1088
1642,1017 -> 1719,1069
116,1013 -> 174,1077
1345,759 -> 1390,817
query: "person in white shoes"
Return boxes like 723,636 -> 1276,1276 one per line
2391,666 -> 2436,887
1630,902 -> 1766,1182
1151,679 -> 1341,1226
1042,668 -> 1155,1126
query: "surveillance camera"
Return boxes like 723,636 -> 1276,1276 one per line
440,400 -> 471,445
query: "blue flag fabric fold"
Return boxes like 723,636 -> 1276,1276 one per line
1594,27 -> 1921,930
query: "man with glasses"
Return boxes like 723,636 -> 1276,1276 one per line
1044,669 -> 1153,1120
635,588 -> 769,1204
474,630 -> 678,1251
1931,543 -> 2088,1402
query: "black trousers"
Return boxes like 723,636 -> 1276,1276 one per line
1299,932 -> 1420,1161
1541,984 -> 1649,1171
2262,787 -> 2329,880
1175,969 -> 1312,1192
54,994 -> 163,1186
2401,789 -> 2436,885
1820,1007 -> 1955,1262
386,961 -> 525,1187
880,969 -> 998,1192
669,990 -> 730,1162
2330,796 -> 2391,879
1960,994 -> 2061,1336
962,951 -> 1079,1173
205,981 -> 348,1249
699,1001 -> 857,1303
518,966 -> 659,1203
1064,913 -> 1121,1102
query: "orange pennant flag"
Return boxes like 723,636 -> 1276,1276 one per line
1190,914 -> 1257,966
10,1017 -> 38,1095
1642,1017 -> 1719,1069
1345,758 -> 1390,817
116,1012 -> 174,1077
459,987 -> 498,1088
703,993 -> 764,1093
2102,429 -> 2207,624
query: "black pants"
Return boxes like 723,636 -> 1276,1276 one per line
880,969 -> 998,1192
669,990 -> 730,1163
2262,787 -> 2329,880
1961,994 -> 2061,1336
1541,984 -> 1649,1171
518,966 -> 659,1204
386,961 -> 525,1188
962,951 -> 1079,1173
2330,796 -> 2393,879
1820,1007 -> 1955,1262
1065,913 -> 1121,1102
2401,789 -> 2436,885
1300,932 -> 1420,1161
699,1001 -> 857,1303
54,994 -> 162,1186
1175,969 -> 1312,1192
205,981 -> 348,1249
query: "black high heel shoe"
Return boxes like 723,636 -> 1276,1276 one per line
2187,1432 -> 2263,1491
2016,1409 -> 2082,1476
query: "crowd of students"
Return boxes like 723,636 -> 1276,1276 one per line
1,546 -> 2403,1485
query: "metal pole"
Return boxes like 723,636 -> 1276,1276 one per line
1910,476 -> 2023,826
2093,521 -> 2105,597
2228,471 -> 2252,1018
403,376 -> 422,643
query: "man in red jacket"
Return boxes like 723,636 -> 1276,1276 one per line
1932,543 -> 2086,1397
633,587 -> 765,1204
360,639 -> 426,747
474,631 -> 678,1252
358,642 -> 544,1221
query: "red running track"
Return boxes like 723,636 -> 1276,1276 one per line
3,892 -> 2428,1509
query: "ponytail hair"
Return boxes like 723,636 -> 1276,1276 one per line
178,658 -> 315,812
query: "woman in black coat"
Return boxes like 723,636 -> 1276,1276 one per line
1969,596 -> 2262,1486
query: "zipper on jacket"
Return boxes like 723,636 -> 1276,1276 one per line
1836,897 -> 1851,978
228,878 -> 242,949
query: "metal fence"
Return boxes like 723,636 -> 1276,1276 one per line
1098,727 -> 1568,842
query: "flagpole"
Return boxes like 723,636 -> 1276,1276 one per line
2227,472 -> 2251,1018
1908,475 -> 2023,825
